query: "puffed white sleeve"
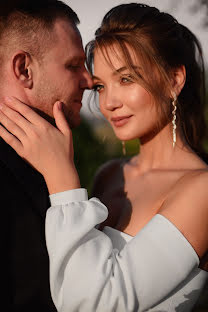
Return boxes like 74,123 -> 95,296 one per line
46,188 -> 199,312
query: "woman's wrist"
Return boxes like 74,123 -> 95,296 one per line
43,164 -> 81,195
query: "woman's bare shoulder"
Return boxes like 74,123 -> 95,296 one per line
91,158 -> 128,197
159,169 -> 208,258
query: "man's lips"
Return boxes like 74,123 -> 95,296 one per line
111,115 -> 133,127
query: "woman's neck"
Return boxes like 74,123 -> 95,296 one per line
134,122 -> 201,174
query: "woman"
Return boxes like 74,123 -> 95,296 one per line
0,3 -> 207,312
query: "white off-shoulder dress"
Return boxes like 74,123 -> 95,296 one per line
46,189 -> 207,312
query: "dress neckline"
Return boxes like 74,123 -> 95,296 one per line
103,226 -> 133,238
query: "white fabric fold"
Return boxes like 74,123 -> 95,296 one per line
49,188 -> 88,205
46,189 -> 199,312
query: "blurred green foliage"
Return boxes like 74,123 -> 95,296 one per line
72,119 -> 108,193
73,118 -> 140,193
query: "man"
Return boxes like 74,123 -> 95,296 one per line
0,1 -> 92,311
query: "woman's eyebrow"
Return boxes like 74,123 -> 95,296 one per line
92,75 -> 100,80
113,66 -> 141,75
92,67 -> 130,80
92,65 -> 142,80
92,67 -> 128,80
113,66 -> 128,74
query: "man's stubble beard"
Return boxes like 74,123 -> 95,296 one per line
32,104 -> 80,129
32,97 -> 80,129
33,80 -> 80,129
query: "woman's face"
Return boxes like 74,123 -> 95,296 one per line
93,46 -> 160,142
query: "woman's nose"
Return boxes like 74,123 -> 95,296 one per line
103,91 -> 123,111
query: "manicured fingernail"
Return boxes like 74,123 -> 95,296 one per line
58,102 -> 62,110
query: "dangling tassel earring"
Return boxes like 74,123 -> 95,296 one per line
122,141 -> 126,156
171,92 -> 177,148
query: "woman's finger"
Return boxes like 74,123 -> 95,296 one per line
53,101 -> 71,136
0,109 -> 26,141
4,96 -> 50,127
0,102 -> 31,134
0,124 -> 23,154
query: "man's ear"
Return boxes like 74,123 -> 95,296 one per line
171,65 -> 186,96
12,51 -> 33,89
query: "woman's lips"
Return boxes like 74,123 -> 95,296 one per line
111,115 -> 133,127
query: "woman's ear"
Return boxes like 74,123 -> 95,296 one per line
12,51 -> 33,89
171,65 -> 186,96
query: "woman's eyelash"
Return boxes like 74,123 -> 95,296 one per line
92,74 -> 136,91
121,75 -> 134,83
92,84 -> 103,92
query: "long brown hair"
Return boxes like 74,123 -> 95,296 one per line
86,3 -> 208,161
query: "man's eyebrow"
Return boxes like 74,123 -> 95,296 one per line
66,56 -> 86,63
92,65 -> 141,80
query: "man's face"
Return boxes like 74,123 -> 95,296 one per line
31,19 -> 92,128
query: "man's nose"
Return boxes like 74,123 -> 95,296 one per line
80,67 -> 93,90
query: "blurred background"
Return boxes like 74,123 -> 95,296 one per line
64,1 -> 208,309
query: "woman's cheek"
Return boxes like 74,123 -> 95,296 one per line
99,99 -> 107,118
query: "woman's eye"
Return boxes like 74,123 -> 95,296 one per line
93,84 -> 104,92
121,75 -> 133,83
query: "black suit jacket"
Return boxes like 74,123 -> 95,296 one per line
0,139 -> 57,311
